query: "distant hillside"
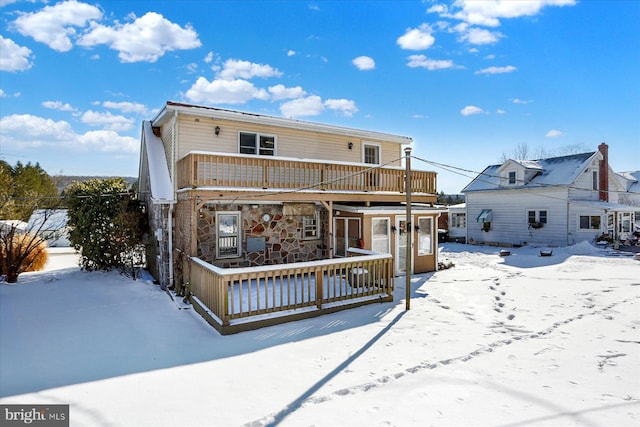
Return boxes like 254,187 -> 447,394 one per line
54,176 -> 137,194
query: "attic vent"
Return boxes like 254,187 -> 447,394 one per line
152,126 -> 161,137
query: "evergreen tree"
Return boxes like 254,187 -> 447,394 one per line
0,161 -> 59,221
65,178 -> 146,276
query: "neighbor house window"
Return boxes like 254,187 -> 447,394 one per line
302,213 -> 319,240
217,212 -> 241,258
417,217 -> 433,256
451,213 -> 466,228
527,210 -> 548,224
579,215 -> 601,230
508,171 -> 517,185
371,218 -> 390,254
239,132 -> 275,156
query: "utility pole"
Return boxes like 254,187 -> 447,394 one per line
405,147 -> 412,311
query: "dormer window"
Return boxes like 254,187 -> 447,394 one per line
508,171 -> 517,185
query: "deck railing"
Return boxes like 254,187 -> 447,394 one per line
188,251 -> 394,331
177,152 -> 436,194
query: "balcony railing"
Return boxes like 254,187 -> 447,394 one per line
188,251 -> 394,334
178,152 -> 436,194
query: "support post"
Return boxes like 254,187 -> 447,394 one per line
405,147 -> 412,311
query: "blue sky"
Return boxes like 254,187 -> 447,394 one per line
0,0 -> 638,194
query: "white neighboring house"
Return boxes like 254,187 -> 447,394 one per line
461,143 -> 640,247
612,171 -> 640,240
0,220 -> 28,236
27,209 -> 71,247
447,203 -> 466,242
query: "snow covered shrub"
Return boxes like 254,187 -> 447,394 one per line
0,231 -> 48,283
65,178 -> 147,277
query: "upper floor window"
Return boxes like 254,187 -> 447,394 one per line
592,171 -> 598,190
239,132 -> 275,156
508,171 -> 517,185
363,143 -> 380,164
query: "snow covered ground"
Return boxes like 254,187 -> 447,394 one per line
1,243 -> 639,427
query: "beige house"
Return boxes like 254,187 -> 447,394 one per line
138,101 -> 438,333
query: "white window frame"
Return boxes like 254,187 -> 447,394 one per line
417,216 -> 433,256
301,212 -> 320,240
592,170 -> 598,191
578,214 -> 601,231
527,209 -> 548,224
508,170 -> 517,185
239,131 -> 276,156
216,212 -> 242,258
362,142 -> 381,165
451,212 -> 466,228
371,217 -> 391,254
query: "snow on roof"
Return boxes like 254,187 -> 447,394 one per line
27,209 -> 68,230
572,200 -> 639,212
463,152 -> 596,192
617,171 -> 640,193
143,121 -> 174,203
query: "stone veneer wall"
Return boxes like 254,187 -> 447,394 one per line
197,204 -> 328,268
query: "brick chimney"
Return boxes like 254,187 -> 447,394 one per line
598,142 -> 609,202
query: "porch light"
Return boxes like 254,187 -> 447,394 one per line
215,126 -> 221,136
391,226 -> 397,233
348,142 -> 353,150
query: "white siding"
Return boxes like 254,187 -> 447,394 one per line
466,188 -> 570,246
174,114 -> 404,166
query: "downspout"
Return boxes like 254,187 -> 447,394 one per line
168,110 -> 177,287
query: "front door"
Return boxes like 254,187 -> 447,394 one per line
395,216 -> 412,275
334,217 -> 361,257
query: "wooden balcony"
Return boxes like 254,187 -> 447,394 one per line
188,250 -> 394,334
178,152 -> 436,195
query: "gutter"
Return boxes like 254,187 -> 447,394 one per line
168,110 -> 177,287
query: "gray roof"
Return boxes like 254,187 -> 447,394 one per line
462,152 -> 597,192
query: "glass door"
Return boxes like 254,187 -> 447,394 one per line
333,217 -> 361,257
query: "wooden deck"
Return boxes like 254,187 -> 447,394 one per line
187,250 -> 394,334
177,152 -> 436,194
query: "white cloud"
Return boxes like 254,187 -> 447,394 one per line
217,58 -> 283,80
13,0 -> 102,52
545,129 -> 564,138
185,77 -> 269,105
204,51 -> 214,63
42,101 -> 75,112
432,0 -> 577,27
460,105 -> 484,116
458,27 -> 502,45
397,24 -> 435,50
0,35 -> 33,72
324,99 -> 358,117
280,95 -> 325,118
102,101 -> 148,114
496,109 -> 506,114
0,113 -> 137,152
268,84 -> 306,101
81,110 -> 134,132
476,65 -> 516,74
77,12 -> 201,63
406,55 -> 455,70
352,56 -> 375,71
287,50 -> 296,57
511,98 -> 532,104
